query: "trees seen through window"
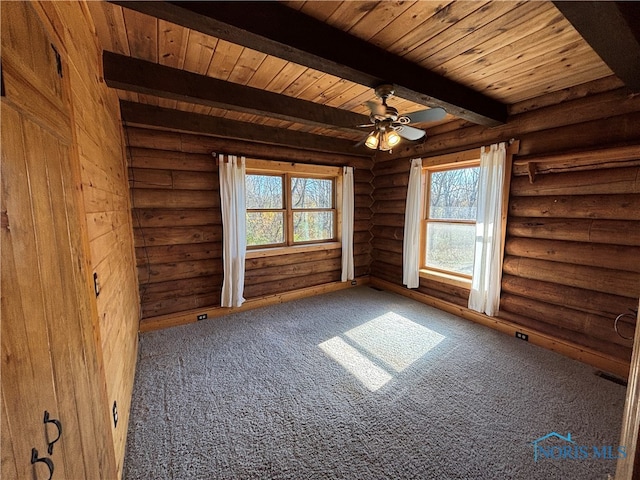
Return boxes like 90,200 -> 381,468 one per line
246,173 -> 336,248
422,163 -> 480,277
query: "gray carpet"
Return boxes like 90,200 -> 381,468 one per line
124,286 -> 626,479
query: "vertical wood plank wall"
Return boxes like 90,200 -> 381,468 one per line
36,2 -> 140,475
2,2 -> 119,477
126,127 -> 372,323
372,81 -> 640,368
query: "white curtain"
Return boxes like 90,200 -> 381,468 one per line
341,166 -> 354,282
218,154 -> 247,307
468,142 -> 506,316
402,158 -> 422,289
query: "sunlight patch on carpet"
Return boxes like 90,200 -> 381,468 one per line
319,312 -> 445,391
345,313 -> 445,372
318,337 -> 393,391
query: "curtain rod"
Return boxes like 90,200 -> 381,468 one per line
408,138 -> 519,162
212,151 -> 355,170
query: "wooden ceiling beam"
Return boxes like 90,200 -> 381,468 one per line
553,1 -> 640,92
109,1 -> 508,126
119,101 -> 371,157
103,51 -> 369,132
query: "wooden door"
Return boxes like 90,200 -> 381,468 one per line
615,301 -> 640,479
1,2 -> 116,479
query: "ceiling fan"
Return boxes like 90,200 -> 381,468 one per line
358,84 -> 446,152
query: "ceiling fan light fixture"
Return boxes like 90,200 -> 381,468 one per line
372,127 -> 401,152
365,131 -> 379,149
359,86 -> 441,152
387,129 -> 401,147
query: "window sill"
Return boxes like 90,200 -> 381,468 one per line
246,241 -> 341,259
419,269 -> 472,289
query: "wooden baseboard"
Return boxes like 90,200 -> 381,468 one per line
139,274 -> 629,378
139,276 -> 370,332
369,277 -> 630,379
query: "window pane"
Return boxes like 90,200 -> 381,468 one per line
291,177 -> 333,209
425,223 -> 475,275
429,167 -> 479,220
246,212 -> 284,246
293,212 -> 334,242
246,174 -> 283,209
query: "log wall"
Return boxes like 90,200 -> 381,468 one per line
371,79 -> 640,367
502,163 -> 640,360
127,127 -> 372,324
129,145 -> 221,318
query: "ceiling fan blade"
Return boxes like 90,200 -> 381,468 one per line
356,123 -> 375,128
354,137 -> 367,148
365,100 -> 386,116
405,107 -> 447,124
396,125 -> 426,141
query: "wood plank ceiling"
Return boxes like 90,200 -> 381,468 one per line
88,1 -> 630,157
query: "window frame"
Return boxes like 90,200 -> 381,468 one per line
419,152 -> 481,287
245,171 -> 287,248
245,159 -> 342,256
289,175 -> 337,245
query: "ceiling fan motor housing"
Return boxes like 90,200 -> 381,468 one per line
371,105 -> 399,122
374,84 -> 395,99
372,84 -> 399,121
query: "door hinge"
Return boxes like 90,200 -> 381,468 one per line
51,44 -> 62,78
93,272 -> 100,297
1,58 -> 5,97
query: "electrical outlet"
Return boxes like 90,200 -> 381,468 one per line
197,313 -> 207,321
112,401 -> 118,428
515,332 -> 529,341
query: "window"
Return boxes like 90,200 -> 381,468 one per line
246,174 -> 285,246
421,160 -> 480,279
245,160 -> 340,250
291,177 -> 335,242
